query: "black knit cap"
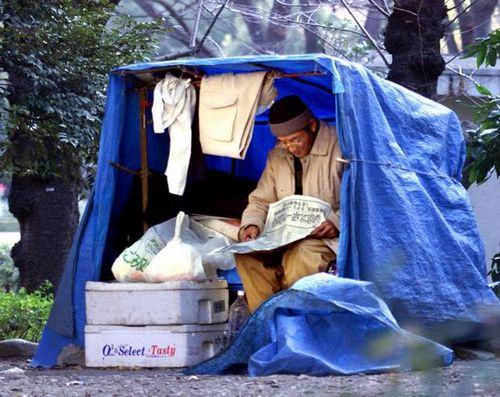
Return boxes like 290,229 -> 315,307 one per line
268,95 -> 313,137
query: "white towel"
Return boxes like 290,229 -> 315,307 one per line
152,74 -> 196,196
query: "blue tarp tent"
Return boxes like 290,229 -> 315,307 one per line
32,54 -> 499,368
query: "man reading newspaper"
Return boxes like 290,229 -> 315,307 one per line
237,95 -> 344,312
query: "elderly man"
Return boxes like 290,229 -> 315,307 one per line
236,95 -> 344,312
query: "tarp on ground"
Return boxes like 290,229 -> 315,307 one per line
186,273 -> 454,376
32,54 -> 499,368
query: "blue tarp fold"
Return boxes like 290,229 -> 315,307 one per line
187,274 -> 454,376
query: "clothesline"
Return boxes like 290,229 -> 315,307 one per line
130,69 -> 326,91
191,71 -> 325,88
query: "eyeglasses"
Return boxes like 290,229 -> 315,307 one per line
276,134 -> 307,150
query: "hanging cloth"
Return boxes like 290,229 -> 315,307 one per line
152,74 -> 196,196
199,72 -> 277,159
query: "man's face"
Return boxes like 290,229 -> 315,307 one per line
276,119 -> 317,158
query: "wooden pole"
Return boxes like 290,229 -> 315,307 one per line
139,89 -> 149,232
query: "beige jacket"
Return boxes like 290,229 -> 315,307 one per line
241,122 -> 344,252
199,72 -> 277,159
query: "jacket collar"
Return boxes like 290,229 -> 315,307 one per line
309,122 -> 330,156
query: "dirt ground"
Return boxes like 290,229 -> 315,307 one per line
1,357 -> 499,397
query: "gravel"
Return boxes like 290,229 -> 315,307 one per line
1,357 -> 499,396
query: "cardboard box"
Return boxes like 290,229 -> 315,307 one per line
85,323 -> 227,367
85,280 -> 228,326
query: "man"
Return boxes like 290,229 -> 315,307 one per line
236,95 -> 344,312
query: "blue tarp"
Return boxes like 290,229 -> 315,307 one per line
32,54 -> 499,368
186,273 -> 454,376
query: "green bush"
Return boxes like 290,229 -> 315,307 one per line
0,282 -> 53,342
0,243 -> 18,292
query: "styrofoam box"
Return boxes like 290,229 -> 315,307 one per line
86,280 -> 228,326
85,323 -> 227,367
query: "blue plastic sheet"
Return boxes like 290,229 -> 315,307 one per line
333,59 -> 500,339
32,54 -> 499,368
187,274 -> 454,376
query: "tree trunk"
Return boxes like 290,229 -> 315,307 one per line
454,0 -> 475,48
237,0 -> 266,53
304,28 -> 322,53
445,15 -> 459,55
364,0 -> 388,40
300,0 -> 323,53
468,0 -> 497,40
8,176 -> 79,292
384,0 -> 447,99
266,0 -> 289,54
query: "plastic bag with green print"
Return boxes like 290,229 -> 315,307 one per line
111,213 -> 235,282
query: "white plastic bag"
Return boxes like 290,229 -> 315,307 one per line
144,212 -> 206,282
189,218 -> 236,274
112,214 -> 235,283
111,227 -> 165,282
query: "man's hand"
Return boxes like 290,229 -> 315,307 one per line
310,220 -> 338,239
239,225 -> 260,241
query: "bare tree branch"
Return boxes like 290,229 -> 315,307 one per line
229,1 -> 368,37
446,0 -> 467,12
367,0 -> 390,18
444,65 -> 486,106
447,0 -> 482,26
196,0 -> 230,52
202,4 -> 270,54
190,0 -> 205,48
392,5 -> 418,16
338,0 -> 390,68
301,24 -> 352,60
132,0 -> 213,56
132,0 -> 198,49
380,0 -> 391,13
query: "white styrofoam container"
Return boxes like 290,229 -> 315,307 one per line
85,323 -> 227,367
85,280 -> 228,325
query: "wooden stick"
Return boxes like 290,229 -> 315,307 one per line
139,89 -> 149,232
119,67 -> 324,79
109,162 -> 141,176
190,70 -> 325,87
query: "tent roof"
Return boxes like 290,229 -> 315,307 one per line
111,54 -> 344,93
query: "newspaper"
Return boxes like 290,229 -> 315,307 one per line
214,195 -> 333,254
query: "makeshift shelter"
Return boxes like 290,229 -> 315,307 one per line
32,54 -> 499,368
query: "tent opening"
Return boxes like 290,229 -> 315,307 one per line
99,64 -> 337,290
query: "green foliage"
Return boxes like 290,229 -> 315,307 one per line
0,1 -> 163,186
465,96 -> 500,184
0,281 -> 53,342
0,243 -> 18,292
464,29 -> 499,69
463,29 -> 500,185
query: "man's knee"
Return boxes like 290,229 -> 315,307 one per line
287,238 -> 332,258
282,239 -> 334,286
